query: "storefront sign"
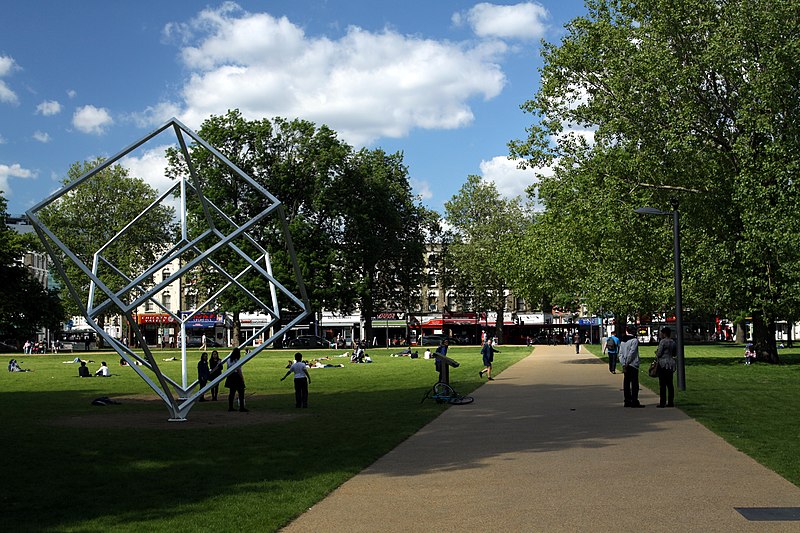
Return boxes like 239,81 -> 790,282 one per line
180,311 -> 224,327
136,313 -> 176,325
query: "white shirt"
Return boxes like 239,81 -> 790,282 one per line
290,361 -> 309,379
96,365 -> 109,377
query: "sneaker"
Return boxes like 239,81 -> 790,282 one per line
239,407 -> 249,412
487,377 -> 494,381
479,371 -> 484,378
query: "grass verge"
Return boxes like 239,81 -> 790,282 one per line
1,345 -> 529,532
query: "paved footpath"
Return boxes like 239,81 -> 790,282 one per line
283,345 -> 800,532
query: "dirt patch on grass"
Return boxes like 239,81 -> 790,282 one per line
50,394 -> 302,429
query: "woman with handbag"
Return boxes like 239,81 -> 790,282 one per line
655,327 -> 677,407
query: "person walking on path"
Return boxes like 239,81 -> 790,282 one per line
282,352 -> 311,408
479,339 -> 499,380
655,327 -> 677,407
200,333 -> 207,351
604,330 -> 620,374
573,331 -> 581,354
224,347 -> 248,412
208,350 -> 222,401
197,352 -> 210,402
618,326 -> 643,407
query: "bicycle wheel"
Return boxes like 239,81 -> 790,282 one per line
432,382 -> 455,403
449,394 -> 474,405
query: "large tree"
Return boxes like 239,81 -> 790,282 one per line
167,111 -> 428,346
329,148 -> 429,344
166,110 -> 353,344
38,159 -> 174,342
444,175 -> 529,343
510,0 -> 800,361
0,194 -> 65,346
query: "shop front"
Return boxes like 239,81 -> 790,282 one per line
319,311 -> 361,347
180,311 -> 226,347
371,312 -> 410,347
135,313 -> 177,347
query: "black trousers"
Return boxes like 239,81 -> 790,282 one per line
658,369 -> 675,406
623,365 -> 640,406
294,377 -> 309,407
608,352 -> 618,372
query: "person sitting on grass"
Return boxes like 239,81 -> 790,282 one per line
95,361 -> 110,377
78,361 -> 91,377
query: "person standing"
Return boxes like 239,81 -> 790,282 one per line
224,348 -> 248,412
208,350 -> 222,401
604,330 -> 621,374
618,326 -> 643,407
197,352 -> 210,402
201,333 -> 207,351
434,339 -> 449,383
281,352 -> 311,408
573,331 -> 581,354
479,339 -> 499,380
655,327 -> 677,407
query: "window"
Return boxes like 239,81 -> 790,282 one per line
162,293 -> 172,310
145,300 -> 154,312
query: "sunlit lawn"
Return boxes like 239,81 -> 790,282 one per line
1,345 -> 530,532
588,342 -> 800,487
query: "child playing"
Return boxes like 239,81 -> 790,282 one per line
281,352 -> 311,408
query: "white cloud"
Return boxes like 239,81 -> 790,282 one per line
36,100 -> 62,116
411,178 -> 433,201
479,155 -> 543,200
0,163 -> 36,197
0,54 -> 19,105
72,105 -> 114,134
33,131 -> 51,143
121,145 -> 181,214
67,89 -> 77,99
155,4 -> 507,146
455,2 -> 549,41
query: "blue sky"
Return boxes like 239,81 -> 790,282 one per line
0,1 -> 588,216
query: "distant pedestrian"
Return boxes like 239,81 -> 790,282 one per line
573,331 -> 581,354
197,352 -> 210,402
618,327 -> 643,407
604,330 -> 620,374
208,350 -> 222,401
655,327 -> 677,408
281,352 -> 311,408
224,348 -> 247,412
479,339 -> 499,380
434,339 -> 449,383
201,333 -> 207,351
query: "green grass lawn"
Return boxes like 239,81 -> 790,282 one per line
1,345 -> 529,533
587,342 -> 800,487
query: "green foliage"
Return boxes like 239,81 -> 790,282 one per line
168,110 -> 428,340
444,176 -> 529,339
37,159 -> 174,321
0,193 -> 65,344
509,0 -> 800,357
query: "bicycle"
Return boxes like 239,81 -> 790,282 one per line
420,381 -> 474,405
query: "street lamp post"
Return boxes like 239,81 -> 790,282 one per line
635,199 -> 686,391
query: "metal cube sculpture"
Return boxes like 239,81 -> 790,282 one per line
26,118 -> 310,420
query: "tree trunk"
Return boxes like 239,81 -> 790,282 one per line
735,319 -> 746,344
751,311 -> 780,364
494,288 -> 505,344
232,310 -> 241,347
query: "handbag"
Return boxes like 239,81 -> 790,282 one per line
648,358 -> 659,378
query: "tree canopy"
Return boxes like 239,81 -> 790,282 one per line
38,159 -> 174,335
0,193 -> 65,345
167,110 -> 428,344
509,0 -> 800,361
